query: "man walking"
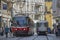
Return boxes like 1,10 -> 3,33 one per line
5,26 -> 9,38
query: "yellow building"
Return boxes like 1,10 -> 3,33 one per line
45,1 -> 52,12
45,1 -> 53,30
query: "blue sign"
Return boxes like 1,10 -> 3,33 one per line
3,4 -> 7,10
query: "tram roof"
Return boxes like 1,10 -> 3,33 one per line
37,20 -> 48,23
13,15 -> 29,18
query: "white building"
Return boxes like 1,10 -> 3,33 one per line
12,0 -> 45,20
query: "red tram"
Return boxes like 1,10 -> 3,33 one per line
11,15 -> 34,36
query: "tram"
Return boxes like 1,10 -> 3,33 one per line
11,15 -> 34,36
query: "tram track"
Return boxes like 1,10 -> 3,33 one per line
14,35 -> 52,40
0,34 -> 56,40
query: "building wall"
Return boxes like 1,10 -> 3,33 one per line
12,0 -> 45,21
1,1 -> 11,27
52,0 -> 60,17
45,1 -> 53,30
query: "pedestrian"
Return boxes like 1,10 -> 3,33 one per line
1,27 -> 4,36
9,27 -> 13,37
47,27 -> 51,34
0,27 -> 2,36
0,27 -> 4,36
10,27 -> 12,33
53,23 -> 57,34
5,26 -> 9,38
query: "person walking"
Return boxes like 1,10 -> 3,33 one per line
9,27 -> 13,37
53,23 -> 57,34
0,27 -> 2,36
5,26 -> 9,38
47,27 -> 51,34
1,27 -> 4,36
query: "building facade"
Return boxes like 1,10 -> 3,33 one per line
0,0 -> 11,28
12,0 -> 45,21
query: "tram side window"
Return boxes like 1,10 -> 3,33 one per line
44,22 -> 48,27
11,20 -> 17,26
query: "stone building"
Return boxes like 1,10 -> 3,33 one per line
0,0 -> 11,27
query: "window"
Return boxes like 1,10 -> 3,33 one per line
12,17 -> 28,26
35,15 -> 38,20
44,22 -> 48,27
57,0 -> 60,8
3,4 -> 7,10
32,5 -> 34,11
34,14 -> 40,20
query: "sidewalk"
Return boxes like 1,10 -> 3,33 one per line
47,34 -> 57,40
0,33 -> 13,39
0,34 -> 6,39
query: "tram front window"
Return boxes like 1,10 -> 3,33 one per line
12,17 -> 28,27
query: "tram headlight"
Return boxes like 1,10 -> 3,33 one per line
15,29 -> 17,30
23,28 -> 26,30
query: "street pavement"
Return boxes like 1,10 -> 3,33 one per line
56,36 -> 60,40
0,34 -> 60,40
